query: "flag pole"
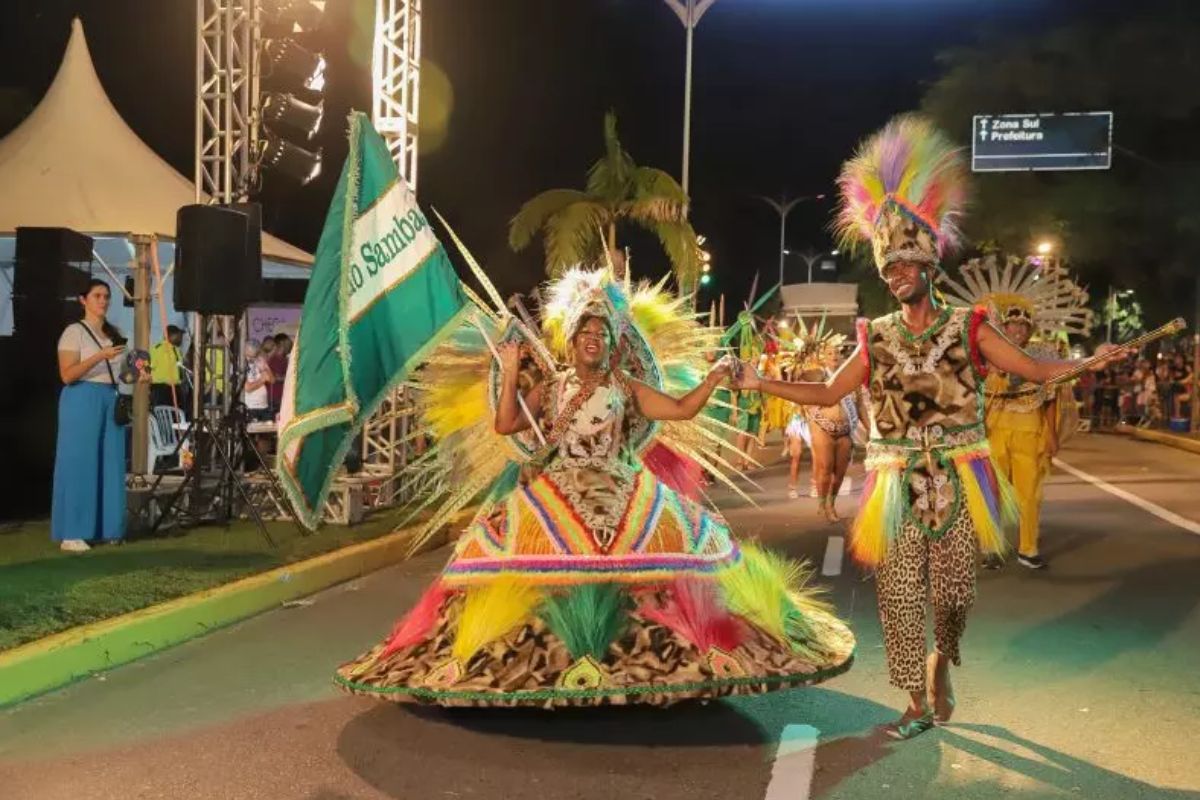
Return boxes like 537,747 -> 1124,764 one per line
471,315 -> 548,447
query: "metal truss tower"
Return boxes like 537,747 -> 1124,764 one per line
195,0 -> 259,205
361,0 -> 424,500
372,0 -> 421,189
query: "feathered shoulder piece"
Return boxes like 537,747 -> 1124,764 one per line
834,114 -> 969,270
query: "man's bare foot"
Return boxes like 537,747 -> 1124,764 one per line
926,651 -> 956,724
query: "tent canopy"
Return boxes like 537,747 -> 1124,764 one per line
0,18 -> 311,265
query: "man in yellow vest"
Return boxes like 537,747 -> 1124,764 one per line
150,325 -> 184,409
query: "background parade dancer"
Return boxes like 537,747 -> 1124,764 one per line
939,254 -> 1095,570
336,267 -> 855,708
732,114 -> 1126,739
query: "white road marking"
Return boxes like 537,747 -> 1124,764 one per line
1052,456 -> 1200,536
821,536 -> 844,576
764,724 -> 819,800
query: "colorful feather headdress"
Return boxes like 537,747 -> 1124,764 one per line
834,114 -> 969,271
541,268 -> 626,358
937,253 -> 1094,338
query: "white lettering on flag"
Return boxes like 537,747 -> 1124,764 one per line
346,180 -> 438,320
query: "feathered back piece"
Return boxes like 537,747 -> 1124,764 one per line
937,253 -> 1094,338
834,114 -> 969,270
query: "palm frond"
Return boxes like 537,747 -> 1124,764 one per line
628,166 -> 689,222
544,201 -> 610,276
508,189 -> 593,251
647,219 -> 702,284
585,112 -> 635,202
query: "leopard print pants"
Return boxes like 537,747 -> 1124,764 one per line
874,509 -> 977,693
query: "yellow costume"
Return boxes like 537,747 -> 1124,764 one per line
939,254 -> 1094,562
984,351 -> 1055,558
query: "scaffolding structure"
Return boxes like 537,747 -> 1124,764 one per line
195,0 -> 259,205
361,0 -> 426,505
372,0 -> 421,190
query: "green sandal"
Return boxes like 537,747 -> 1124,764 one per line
885,709 -> 935,741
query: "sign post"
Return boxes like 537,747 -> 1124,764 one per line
972,112 -> 1113,172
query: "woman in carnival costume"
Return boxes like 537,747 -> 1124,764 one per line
781,317 -> 866,521
336,267 -> 855,708
939,254 -> 1094,570
731,115 -> 1125,738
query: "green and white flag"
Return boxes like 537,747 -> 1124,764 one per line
277,112 -> 469,528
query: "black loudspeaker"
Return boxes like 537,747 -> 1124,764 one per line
174,204 -> 263,313
230,201 -> 264,305
12,227 -> 94,338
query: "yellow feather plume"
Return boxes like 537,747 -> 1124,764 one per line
451,578 -> 541,663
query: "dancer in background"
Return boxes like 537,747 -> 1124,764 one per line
806,350 -> 867,523
780,316 -> 845,502
939,253 -> 1094,570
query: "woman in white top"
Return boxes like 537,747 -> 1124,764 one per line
242,342 -> 274,422
53,279 -> 139,552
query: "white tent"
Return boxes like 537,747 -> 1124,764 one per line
0,18 -> 312,336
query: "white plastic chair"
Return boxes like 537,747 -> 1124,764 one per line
147,406 -> 186,471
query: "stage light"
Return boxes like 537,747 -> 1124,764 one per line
262,0 -> 326,35
262,92 -> 323,139
260,134 -> 322,184
1037,241 -> 1053,255
699,274 -> 712,286
262,38 -> 326,92
778,319 -> 789,329
702,263 -> 711,273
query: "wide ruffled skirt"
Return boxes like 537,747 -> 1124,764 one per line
336,468 -> 855,708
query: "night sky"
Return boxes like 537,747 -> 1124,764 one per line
1,0 -> 1140,310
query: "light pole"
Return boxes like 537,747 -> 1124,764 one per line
662,0 -> 719,199
757,194 -> 825,285
782,248 -> 839,283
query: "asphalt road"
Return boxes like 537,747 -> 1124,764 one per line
2,433 -> 1199,800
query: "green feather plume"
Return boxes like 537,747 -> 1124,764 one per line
539,584 -> 631,661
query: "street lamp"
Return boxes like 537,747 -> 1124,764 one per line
782,248 -> 839,283
662,0 -> 719,198
757,194 -> 826,285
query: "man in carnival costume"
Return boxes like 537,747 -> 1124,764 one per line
733,115 -> 1125,738
939,254 -> 1094,571
336,266 -> 855,708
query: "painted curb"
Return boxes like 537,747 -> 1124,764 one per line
0,514 -> 466,708
1131,427 -> 1200,456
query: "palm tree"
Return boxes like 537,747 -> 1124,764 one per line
508,112 -> 700,283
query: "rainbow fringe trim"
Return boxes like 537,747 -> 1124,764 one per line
850,442 -> 1016,567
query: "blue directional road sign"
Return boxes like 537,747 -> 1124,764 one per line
972,112 -> 1113,172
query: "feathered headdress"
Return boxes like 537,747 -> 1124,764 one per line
541,268 -> 626,358
834,114 -> 969,271
937,253 -> 1094,338
781,314 -> 846,374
